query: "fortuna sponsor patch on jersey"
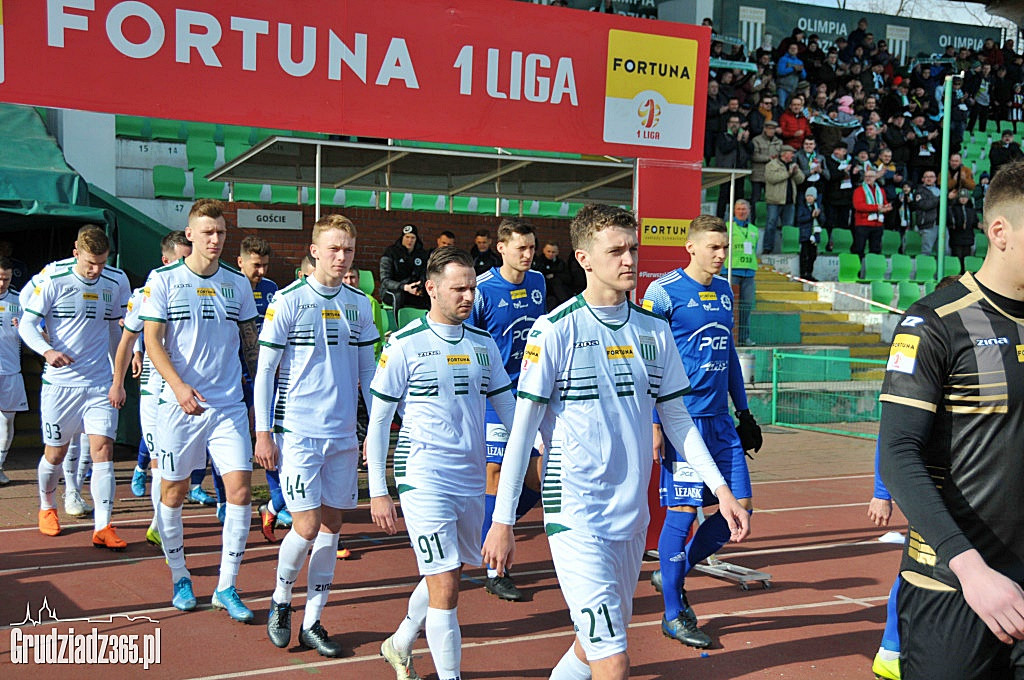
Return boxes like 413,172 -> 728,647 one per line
447,354 -> 471,365
265,308 -> 275,321
253,291 -> 262,299
378,354 -> 388,368
82,292 -> 98,301
196,287 -> 217,297
698,291 -> 717,301
642,299 -> 654,311
322,309 -> 341,320
606,345 -> 635,359
887,333 -> 919,374
523,344 -> 541,362
510,289 -> 527,299
1017,345 -> 1024,362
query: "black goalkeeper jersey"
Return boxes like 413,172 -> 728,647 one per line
879,272 -> 1024,588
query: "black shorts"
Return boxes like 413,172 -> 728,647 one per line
899,577 -> 1024,680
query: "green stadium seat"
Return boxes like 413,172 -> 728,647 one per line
974,231 -> 988,257
222,125 -> 256,145
344,190 -> 378,208
898,281 -> 922,308
964,255 -> 984,273
924,281 -> 937,295
183,122 -> 218,141
881,230 -> 901,256
149,118 -> 185,141
382,306 -> 398,335
224,139 -> 251,162
115,115 -> 150,139
193,176 -> 226,199
185,138 -> 217,169
870,281 -> 895,311
152,165 -> 187,199
233,183 -> 265,202
913,255 -> 936,283
453,196 -> 497,214
358,269 -> 375,296
889,253 -> 913,282
838,252 -> 861,283
830,228 -> 854,253
270,185 -> 299,204
942,256 -> 963,277
858,253 -> 887,283
397,307 -> 426,328
904,231 -> 923,256
501,199 -> 521,216
781,226 -> 800,254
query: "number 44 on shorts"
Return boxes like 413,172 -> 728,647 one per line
285,474 -> 306,501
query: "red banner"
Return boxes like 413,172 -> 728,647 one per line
633,158 -> 701,300
0,1 -> 708,161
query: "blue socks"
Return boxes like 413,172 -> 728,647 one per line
686,510 -> 743,570
213,462 -> 227,505
658,510 -> 697,620
880,577 -> 901,653
190,467 -> 206,486
481,494 -> 496,545
515,487 -> 541,520
137,439 -> 150,467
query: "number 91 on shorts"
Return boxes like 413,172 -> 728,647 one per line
400,488 -> 485,576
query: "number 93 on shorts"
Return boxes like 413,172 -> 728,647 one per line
40,385 -> 117,446
400,488 -> 484,576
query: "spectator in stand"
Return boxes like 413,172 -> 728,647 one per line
470,229 -> 502,275
778,95 -> 812,148
750,120 -> 782,222
980,36 -> 1003,67
532,241 -> 573,311
825,141 -> 855,250
776,27 -> 806,61
853,122 -> 884,160
965,63 -> 993,137
705,80 -> 728,164
910,170 -> 941,256
431,230 -> 456,254
729,199 -> 759,346
907,113 -> 939,184
796,137 -> 829,197
380,224 -> 429,311
884,113 -> 911,167
747,93 -> 776,137
764,145 -> 805,254
989,129 -> 1024,177
776,43 -> 806,108
1010,83 -> 1024,133
814,48 -> 841,92
852,168 -> 891,258
848,18 -> 869,52
715,114 -> 752,218
991,66 -> 1014,130
973,171 -> 990,206
947,189 -> 979,273
947,153 -> 976,201
795,187 -> 824,280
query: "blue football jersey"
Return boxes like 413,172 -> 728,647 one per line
252,277 -> 278,327
642,269 -> 738,417
469,267 -> 546,387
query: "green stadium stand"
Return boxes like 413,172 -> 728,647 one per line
149,118 -> 185,142
344,190 -> 377,208
290,130 -> 330,140
889,253 -> 913,282
397,307 -> 427,328
233,183 -> 264,202
859,253 -> 887,283
913,255 -> 936,283
974,231 -> 988,257
270,185 -> 299,204
152,165 -> 187,199
924,280 -> 937,295
185,138 -> 217,169
115,116 -> 150,139
898,281 -> 922,308
223,139 -> 251,162
381,306 -> 398,335
904,231 -> 922,256
781,225 -> 800,254
358,269 -> 375,296
222,125 -> 256,145
881,230 -> 901,255
942,256 -> 963,277
830,228 -> 854,252
964,255 -> 984,273
870,281 -> 895,310
453,196 -> 497,214
838,252 -> 861,283
193,176 -> 226,200
183,122 -> 218,141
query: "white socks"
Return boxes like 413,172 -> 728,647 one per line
273,529 -> 312,604
393,578 -> 430,655
62,440 -> 81,493
149,467 -> 162,531
90,461 -> 115,530
550,645 -> 591,680
38,458 -> 60,509
0,411 -> 15,468
216,503 -> 250,592
158,503 -> 188,583
425,607 -> 461,680
303,531 -> 339,629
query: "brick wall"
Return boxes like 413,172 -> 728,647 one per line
219,203 -> 573,292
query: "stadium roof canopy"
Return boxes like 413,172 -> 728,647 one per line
206,136 -> 747,216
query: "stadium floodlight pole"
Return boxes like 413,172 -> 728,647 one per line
937,72 -> 958,280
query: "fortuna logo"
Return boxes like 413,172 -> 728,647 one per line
687,298 -> 698,307
638,98 -> 661,128
322,309 -> 341,320
196,288 -> 216,297
447,355 -> 471,365
606,345 -> 635,359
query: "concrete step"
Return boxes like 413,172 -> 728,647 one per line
801,333 -> 883,345
852,368 -> 887,381
798,311 -> 851,322
755,290 -> 820,301
756,281 -> 806,291
849,345 -> 891,358
757,301 -> 834,312
801,322 -> 865,334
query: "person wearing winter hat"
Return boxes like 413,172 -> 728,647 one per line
380,224 -> 429,311
795,186 -> 823,280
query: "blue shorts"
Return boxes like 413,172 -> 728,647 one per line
659,413 -> 751,507
485,402 -> 541,466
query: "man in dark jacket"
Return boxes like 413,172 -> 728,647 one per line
910,171 -> 941,256
379,223 -> 429,311
989,129 -> 1024,177
470,230 -> 502,275
715,114 -> 753,217
532,241 -> 574,311
824,141 -> 856,249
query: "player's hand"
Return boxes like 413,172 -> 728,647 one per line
370,495 -> 399,535
950,549 -> 1024,644
867,497 -> 893,526
482,521 -> 516,575
714,486 -> 751,543
130,351 -> 144,378
172,382 -> 206,416
735,409 -> 763,453
43,349 -> 74,368
253,432 -> 279,471
652,423 -> 664,463
107,383 -> 127,409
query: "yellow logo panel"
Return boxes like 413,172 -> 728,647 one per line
447,355 -> 471,365
699,291 -> 717,301
606,345 -> 635,360
639,218 -> 689,247
82,293 -> 98,301
196,287 -> 217,297
322,309 -> 341,319
265,308 -> 275,321
1017,344 -> 1024,362
887,333 -> 920,375
510,289 -> 527,300
524,344 -> 541,363
606,30 -> 697,103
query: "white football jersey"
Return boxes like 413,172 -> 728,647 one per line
370,317 -> 511,497
20,257 -> 131,319
124,284 -> 164,398
0,289 -> 23,376
517,296 -> 691,541
24,268 -> 128,387
139,259 -> 258,408
256,276 -> 379,442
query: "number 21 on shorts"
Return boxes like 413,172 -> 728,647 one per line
580,603 -> 615,643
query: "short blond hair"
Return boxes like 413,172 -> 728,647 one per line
76,225 -> 110,255
312,214 -> 357,242
188,199 -> 225,223
570,204 -> 637,251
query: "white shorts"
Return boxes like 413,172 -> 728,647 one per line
278,433 -> 359,513
548,529 -> 647,661
139,394 -> 158,455
40,384 -> 117,446
156,401 -> 252,482
0,373 -> 28,413
400,488 -> 484,576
